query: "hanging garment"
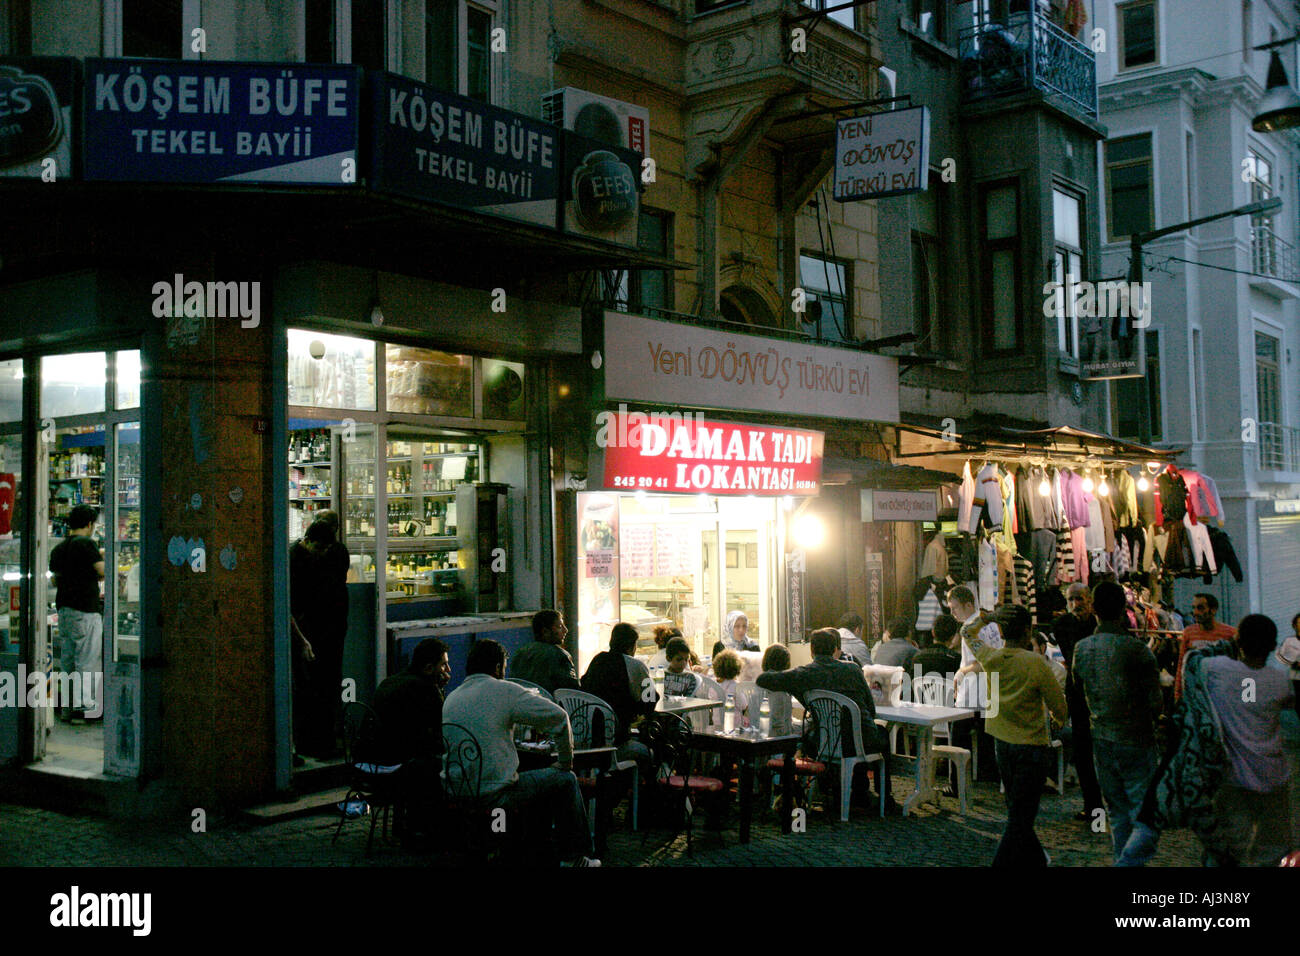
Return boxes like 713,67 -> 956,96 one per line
1181,470 -> 1219,523
974,462 -> 1004,530
1000,471 -> 1018,548
1085,495 -> 1106,552
1162,521 -> 1194,574
1054,529 -> 1076,585
1206,527 -> 1243,582
915,583 -> 942,633
978,535 -> 998,610
1112,535 -> 1131,577
1013,553 -> 1037,620
1024,528 -> 1057,597
1156,469 -> 1189,524
1183,514 -> 1217,576
920,533 -> 949,580
949,533 -> 978,583
1059,469 -> 1091,530
1090,549 -> 1111,575
1136,476 -> 1158,526
1200,473 -> 1226,526
995,538 -> 1019,605
1015,466 -> 1038,532
958,461 -> 976,533
1100,489 -> 1117,552
1070,526 -> 1089,585
1113,469 -> 1139,527
1148,523 -> 1167,570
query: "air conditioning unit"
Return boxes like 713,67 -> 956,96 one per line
542,87 -> 649,154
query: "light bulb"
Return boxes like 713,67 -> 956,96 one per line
1137,475 -> 1150,492
1098,478 -> 1110,496
1038,478 -> 1051,497
591,350 -> 603,370
1082,475 -> 1094,494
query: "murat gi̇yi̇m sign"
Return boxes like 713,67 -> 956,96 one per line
82,58 -> 360,184
371,71 -> 558,228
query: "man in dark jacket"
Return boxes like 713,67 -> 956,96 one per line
508,610 -> 580,694
580,622 -> 657,744
372,637 -> 451,845
1053,582 -> 1104,821
757,627 -> 894,810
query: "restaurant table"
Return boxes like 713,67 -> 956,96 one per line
874,702 -> 977,816
657,696 -> 723,716
688,729 -> 800,843
515,744 -> 622,851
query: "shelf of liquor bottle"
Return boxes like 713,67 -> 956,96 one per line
288,460 -> 333,467
289,496 -> 334,502
342,536 -> 460,547
51,475 -> 104,481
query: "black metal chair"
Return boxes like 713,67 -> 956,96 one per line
640,711 -> 723,853
333,702 -> 404,854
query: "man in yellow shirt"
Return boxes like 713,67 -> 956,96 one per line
961,605 -> 1068,866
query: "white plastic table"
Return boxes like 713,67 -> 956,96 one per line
874,702 -> 977,816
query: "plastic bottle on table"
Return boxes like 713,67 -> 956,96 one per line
759,694 -> 771,737
724,693 -> 735,733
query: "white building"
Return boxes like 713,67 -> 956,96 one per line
1091,0 -> 1300,625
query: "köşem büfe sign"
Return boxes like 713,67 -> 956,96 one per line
602,413 -> 824,496
371,70 -> 558,227
82,59 -> 360,184
0,57 -> 76,179
834,105 -> 930,201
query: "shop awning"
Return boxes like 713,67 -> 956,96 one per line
821,455 -> 960,489
894,421 -> 1183,465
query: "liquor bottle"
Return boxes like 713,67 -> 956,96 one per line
759,695 -> 771,737
724,694 -> 736,733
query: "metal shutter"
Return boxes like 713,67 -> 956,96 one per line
1258,515 -> 1300,627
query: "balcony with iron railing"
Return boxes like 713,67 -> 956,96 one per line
1250,223 -> 1300,286
1258,421 -> 1300,473
958,10 -> 1098,119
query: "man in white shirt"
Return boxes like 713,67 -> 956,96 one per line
442,639 -> 600,867
949,585 -> 1003,709
837,612 -> 872,665
1204,614 -> 1296,866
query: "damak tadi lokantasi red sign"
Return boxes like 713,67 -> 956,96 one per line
601,413 -> 823,496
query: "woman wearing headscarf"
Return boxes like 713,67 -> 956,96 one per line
723,609 -> 759,652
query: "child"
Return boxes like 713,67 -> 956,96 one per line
712,649 -> 749,727
663,636 -> 702,698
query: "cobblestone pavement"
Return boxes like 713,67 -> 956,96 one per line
1,773 -> 1203,867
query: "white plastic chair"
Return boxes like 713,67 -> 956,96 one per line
803,690 -> 887,822
913,674 -> 971,814
554,688 -> 640,832
695,675 -> 726,731
736,680 -> 761,728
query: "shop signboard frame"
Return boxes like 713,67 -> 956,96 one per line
370,70 -> 559,228
82,58 -> 361,184
833,105 -> 930,202
0,56 -> 77,180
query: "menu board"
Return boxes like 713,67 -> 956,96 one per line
620,523 -> 655,578
653,524 -> 693,577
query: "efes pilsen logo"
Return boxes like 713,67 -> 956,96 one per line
571,149 -> 638,232
0,66 -> 62,169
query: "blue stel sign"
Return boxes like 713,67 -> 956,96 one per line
82,58 -> 360,184
371,71 -> 559,228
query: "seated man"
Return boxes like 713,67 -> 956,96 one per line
372,637 -> 451,842
756,627 -> 894,811
581,622 -> 657,760
837,612 -> 872,665
912,614 -> 962,681
443,639 -> 599,867
872,616 -> 919,670
663,636 -> 703,698
508,609 -> 581,695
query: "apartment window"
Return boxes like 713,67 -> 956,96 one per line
1256,331 -> 1281,425
305,0 -> 336,63
351,0 -> 387,71
123,0 -> 183,58
911,0 -> 946,40
2,0 -> 32,55
426,1 -> 495,102
799,253 -> 853,344
912,178 -> 945,354
1192,328 -> 1206,441
602,209 -> 674,312
1117,0 -> 1157,70
981,181 -> 1021,354
801,1 -> 856,30
1105,134 -> 1154,241
1053,187 -> 1084,358
1112,331 -> 1162,441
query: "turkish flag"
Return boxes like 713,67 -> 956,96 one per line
0,474 -> 13,535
